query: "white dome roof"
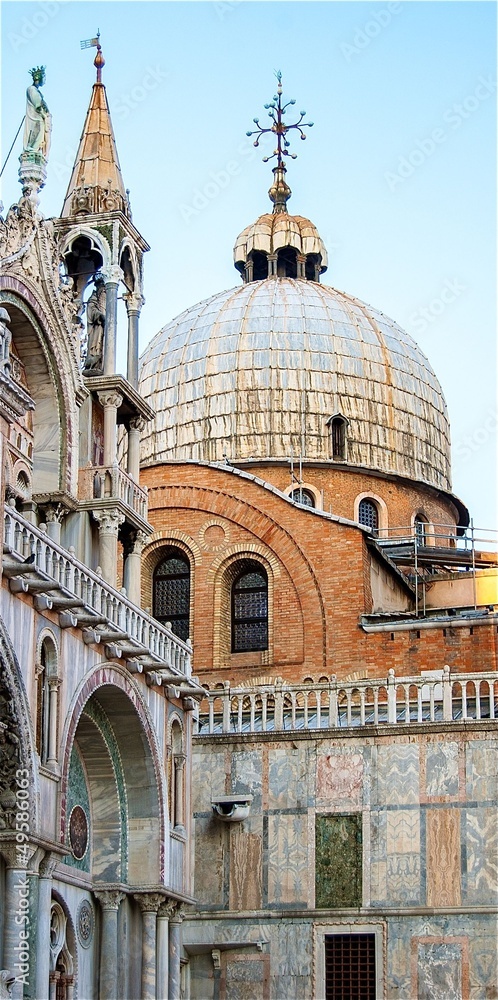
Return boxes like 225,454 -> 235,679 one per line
139,277 -> 451,491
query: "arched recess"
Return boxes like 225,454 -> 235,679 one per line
60,666 -> 166,885
0,292 -> 66,495
354,491 -> 388,534
49,893 -> 78,1000
141,531 -> 201,617
0,614 -> 38,833
210,549 -> 276,669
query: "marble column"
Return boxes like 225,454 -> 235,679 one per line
133,893 -> 164,1000
35,853 -> 58,1000
125,298 -> 143,388
94,890 -> 125,1000
97,391 -> 123,469
173,755 -> 186,830
156,900 -> 176,1000
0,842 -> 36,1000
168,905 -> 185,1000
46,679 -> 60,768
92,508 -> 125,587
123,530 -> 147,606
127,416 -> 145,483
44,504 -> 65,545
103,266 -> 122,376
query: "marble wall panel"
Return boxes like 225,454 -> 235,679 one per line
229,829 -> 263,910
232,749 -> 263,809
416,942 -> 463,1000
468,933 -> 498,999
267,814 -> 308,906
192,749 -> 227,813
222,954 -> 269,1000
194,815 -> 225,906
425,742 -> 459,797
272,922 -> 312,978
464,807 -> 498,905
466,742 -> 498,802
374,744 -> 420,806
386,810 -> 421,904
315,813 -> 362,907
426,808 -> 461,906
268,748 -> 309,810
316,749 -> 363,810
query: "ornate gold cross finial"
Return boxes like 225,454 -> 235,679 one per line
246,72 -> 314,213
80,31 -> 105,83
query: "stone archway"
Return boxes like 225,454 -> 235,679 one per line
61,669 -> 165,886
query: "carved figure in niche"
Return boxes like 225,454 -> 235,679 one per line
84,278 -> 106,372
23,67 -> 52,157
0,308 -> 12,376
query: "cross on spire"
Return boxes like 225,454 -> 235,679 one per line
246,72 -> 314,212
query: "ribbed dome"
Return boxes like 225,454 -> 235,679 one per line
234,213 -> 327,276
139,278 -> 451,491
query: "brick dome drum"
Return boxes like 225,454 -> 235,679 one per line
139,278 -> 451,491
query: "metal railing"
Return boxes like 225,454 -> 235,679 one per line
4,507 -> 191,677
197,668 -> 498,735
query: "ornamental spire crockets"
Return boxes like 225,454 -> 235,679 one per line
246,71 -> 314,213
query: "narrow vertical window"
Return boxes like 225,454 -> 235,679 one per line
414,516 -> 427,544
330,416 -> 347,460
153,547 -> 190,641
231,561 -> 268,653
36,643 -> 49,762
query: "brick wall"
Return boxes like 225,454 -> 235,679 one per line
141,463 -> 496,685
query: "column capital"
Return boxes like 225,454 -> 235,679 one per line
94,889 -> 125,911
103,264 -> 123,286
132,529 -> 148,556
157,898 -> 178,919
97,390 -> 123,410
133,892 -> 166,913
0,839 -> 37,870
38,851 -> 58,879
170,903 -> 186,924
92,508 -> 125,536
129,415 -> 146,433
44,503 -> 66,524
124,292 -> 144,314
174,753 -> 187,770
47,676 -> 61,692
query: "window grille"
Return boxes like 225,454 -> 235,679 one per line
358,499 -> 379,532
290,487 -> 315,507
153,548 -> 190,642
325,934 -> 376,1000
414,516 -> 427,543
232,563 -> 268,653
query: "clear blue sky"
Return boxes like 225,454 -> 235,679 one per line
2,1 -> 496,531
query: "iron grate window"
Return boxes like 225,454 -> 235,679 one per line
325,934 -> 376,1000
290,487 -> 315,508
358,499 -> 379,532
153,548 -> 190,642
232,563 -> 268,653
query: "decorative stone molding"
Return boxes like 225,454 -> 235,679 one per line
76,899 -> 94,949
91,508 -> 125,536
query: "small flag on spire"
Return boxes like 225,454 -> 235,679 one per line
80,33 -> 100,50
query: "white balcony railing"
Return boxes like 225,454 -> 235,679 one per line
4,507 -> 191,678
197,668 -> 498,735
82,465 -> 148,521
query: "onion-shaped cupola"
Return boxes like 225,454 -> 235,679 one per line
234,73 -> 327,283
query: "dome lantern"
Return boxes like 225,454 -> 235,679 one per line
237,73 -> 326,283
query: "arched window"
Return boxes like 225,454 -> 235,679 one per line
358,498 -> 379,532
36,642 -> 50,762
330,416 -> 347,460
290,487 -> 315,508
153,547 -> 190,642
231,561 -> 268,653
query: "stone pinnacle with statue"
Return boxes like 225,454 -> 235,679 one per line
18,66 -> 52,205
